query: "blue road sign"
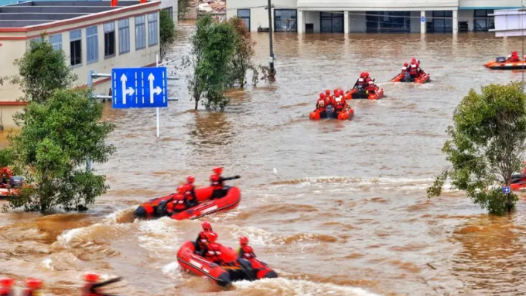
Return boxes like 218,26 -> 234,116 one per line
111,67 -> 168,109
502,186 -> 511,194
421,16 -> 426,23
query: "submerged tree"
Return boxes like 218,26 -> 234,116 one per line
9,89 -> 115,212
187,14 -> 238,110
227,17 -> 258,88
428,82 -> 526,215
160,9 -> 176,60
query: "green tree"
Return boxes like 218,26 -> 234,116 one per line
178,0 -> 191,20
11,38 -> 76,103
228,17 -> 258,88
428,82 -> 526,215
187,14 -> 238,110
160,9 -> 176,60
8,89 -> 115,212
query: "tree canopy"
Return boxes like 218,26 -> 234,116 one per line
160,9 -> 176,60
428,82 -> 526,215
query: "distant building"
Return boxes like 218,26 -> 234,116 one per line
0,0 -> 167,128
227,0 -> 523,34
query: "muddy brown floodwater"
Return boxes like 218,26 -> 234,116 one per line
2,24 -> 526,296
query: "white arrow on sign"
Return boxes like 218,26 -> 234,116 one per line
120,74 -> 135,105
148,73 -> 162,104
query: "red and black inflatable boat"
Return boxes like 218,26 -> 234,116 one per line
391,72 -> 430,84
177,241 -> 278,286
134,186 -> 241,220
345,86 -> 384,100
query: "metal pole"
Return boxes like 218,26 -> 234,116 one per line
156,54 -> 160,138
267,0 -> 276,78
87,70 -> 93,171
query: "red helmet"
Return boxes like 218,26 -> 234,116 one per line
364,72 -> 369,77
205,231 -> 218,243
83,273 -> 100,282
186,175 -> 195,184
0,278 -> 14,287
404,62 -> 408,67
359,72 -> 365,78
411,58 -> 416,63
333,88 -> 338,94
25,278 -> 43,289
202,221 -> 212,231
240,236 -> 249,246
325,89 -> 331,96
212,167 -> 223,175
319,92 -> 325,99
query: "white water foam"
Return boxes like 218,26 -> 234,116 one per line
234,278 -> 383,296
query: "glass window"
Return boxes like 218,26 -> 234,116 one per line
321,12 -> 344,33
474,9 -> 494,32
70,29 -> 82,66
118,18 -> 130,54
104,22 -> 116,57
148,12 -> 159,46
31,36 -> 43,44
237,9 -> 250,31
49,34 -> 62,51
86,26 -> 98,64
135,15 -> 146,50
274,9 -> 297,32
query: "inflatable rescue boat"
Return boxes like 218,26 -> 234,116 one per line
345,85 -> 384,100
484,57 -> 526,70
391,72 -> 430,84
177,241 -> 278,287
134,186 -> 241,220
0,176 -> 24,198
309,106 -> 354,121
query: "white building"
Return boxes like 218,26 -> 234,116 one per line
0,1 -> 164,128
227,0 -> 524,34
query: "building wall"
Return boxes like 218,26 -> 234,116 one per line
227,0 -> 298,31
459,0 -> 521,9
0,2 -> 160,128
457,9 -> 473,31
305,11 -> 320,32
297,0 -> 459,11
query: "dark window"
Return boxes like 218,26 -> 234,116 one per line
321,12 -> 343,33
474,9 -> 494,32
70,29 -> 82,66
365,11 -> 410,33
274,9 -> 297,32
163,6 -> 173,20
237,9 -> 250,31
432,11 -> 452,33
104,22 -> 116,57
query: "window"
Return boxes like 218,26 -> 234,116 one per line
163,7 -> 173,21
119,18 -> 130,54
432,11 -> 452,33
31,36 -> 43,44
274,9 -> 297,32
86,26 -> 98,64
237,9 -> 250,31
49,34 -> 62,51
70,29 -> 82,66
148,12 -> 159,46
474,9 -> 494,32
321,12 -> 343,33
135,15 -> 146,50
104,22 -> 116,57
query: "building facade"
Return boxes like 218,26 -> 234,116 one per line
227,0 -> 524,34
0,1 -> 162,128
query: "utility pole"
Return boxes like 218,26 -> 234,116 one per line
267,0 -> 276,79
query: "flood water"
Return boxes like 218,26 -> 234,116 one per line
2,25 -> 526,296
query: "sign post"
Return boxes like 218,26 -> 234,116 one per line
420,16 -> 426,23
111,66 -> 168,137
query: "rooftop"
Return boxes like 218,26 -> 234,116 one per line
0,1 -> 143,28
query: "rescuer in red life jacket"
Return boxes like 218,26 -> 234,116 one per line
324,89 -> 333,106
23,278 -> 43,296
315,93 -> 328,118
82,273 -> 122,296
184,175 -> 196,201
195,221 -> 215,255
0,167 -> 13,186
408,58 -> 421,80
508,51 -> 520,62
237,236 -> 257,260
332,90 -> 347,118
210,167 -> 240,200
0,278 -> 14,296
203,232 -> 224,265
